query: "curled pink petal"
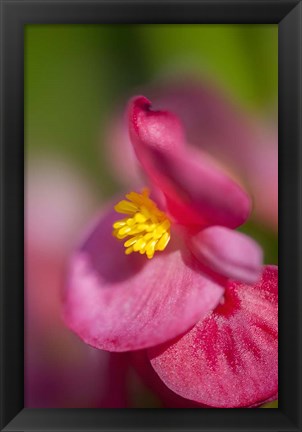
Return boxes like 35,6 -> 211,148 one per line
151,149 -> 251,229
149,266 -> 278,408
151,80 -> 278,229
128,96 -> 251,229
188,226 -> 263,284
64,206 -> 224,352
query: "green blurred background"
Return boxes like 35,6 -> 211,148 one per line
25,24 -> 278,408
25,24 -> 277,192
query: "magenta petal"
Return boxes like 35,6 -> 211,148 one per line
64,207 -> 224,352
144,148 -> 251,229
128,96 -> 251,229
149,266 -> 278,408
188,226 -> 263,284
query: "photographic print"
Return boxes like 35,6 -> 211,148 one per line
24,24 -> 278,409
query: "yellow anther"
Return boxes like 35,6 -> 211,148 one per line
114,200 -> 138,214
157,231 -> 170,251
134,213 -> 147,223
118,226 -> 132,237
124,236 -> 139,248
125,246 -> 134,255
146,239 -> 157,259
113,189 -> 171,258
113,220 -> 126,229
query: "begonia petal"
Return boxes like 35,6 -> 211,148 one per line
149,266 -> 278,408
128,96 -> 251,229
188,226 -> 263,284
64,207 -> 224,352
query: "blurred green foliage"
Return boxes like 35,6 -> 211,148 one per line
25,24 -> 277,191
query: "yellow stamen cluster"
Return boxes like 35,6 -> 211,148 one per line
112,189 -> 171,259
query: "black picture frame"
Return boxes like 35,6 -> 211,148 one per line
0,0 -> 301,431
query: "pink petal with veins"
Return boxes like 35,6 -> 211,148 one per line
128,96 -> 251,229
188,226 -> 263,284
131,350 -> 276,408
64,206 -> 224,352
149,266 -> 278,408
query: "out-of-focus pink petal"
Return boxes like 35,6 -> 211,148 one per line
104,111 -> 142,187
128,97 -> 251,229
25,155 -> 98,337
97,352 -> 130,408
26,155 -> 97,257
64,206 -> 224,352
188,226 -> 263,284
149,266 -> 278,408
247,138 -> 278,228
25,155 -> 127,408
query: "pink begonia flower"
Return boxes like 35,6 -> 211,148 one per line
66,97 -> 278,407
106,79 -> 277,229
25,155 -> 128,407
64,96 -> 264,358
